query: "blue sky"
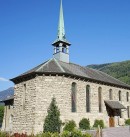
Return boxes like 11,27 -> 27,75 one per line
0,0 -> 130,91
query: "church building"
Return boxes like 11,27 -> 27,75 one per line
1,0 -> 130,135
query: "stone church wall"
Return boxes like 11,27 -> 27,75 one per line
13,75 -> 130,134
13,78 -> 37,134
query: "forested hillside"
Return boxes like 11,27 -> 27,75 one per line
87,60 -> 130,85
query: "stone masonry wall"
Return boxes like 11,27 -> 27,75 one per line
34,75 -> 130,134
13,75 -> 130,134
13,78 -> 37,135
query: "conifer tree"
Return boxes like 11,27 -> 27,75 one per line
0,106 -> 4,127
43,97 -> 61,133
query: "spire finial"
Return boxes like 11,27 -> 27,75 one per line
58,0 -> 65,40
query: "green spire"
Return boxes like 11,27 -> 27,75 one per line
58,0 -> 65,40
52,0 -> 70,45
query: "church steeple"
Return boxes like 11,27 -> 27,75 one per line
58,0 -> 65,41
52,0 -> 71,63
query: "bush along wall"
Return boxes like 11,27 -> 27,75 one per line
125,119 -> 130,125
79,118 -> 90,130
0,131 -> 91,137
43,97 -> 62,133
63,120 -> 76,132
93,119 -> 105,129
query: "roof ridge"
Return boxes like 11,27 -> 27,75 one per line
54,58 -> 65,72
36,58 -> 53,72
59,61 -> 91,78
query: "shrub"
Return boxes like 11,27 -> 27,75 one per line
63,120 -> 76,132
52,132 -> 60,137
0,106 -> 4,127
12,131 -> 91,137
13,133 -> 28,137
79,118 -> 90,130
35,131 -> 91,137
61,131 -> 70,137
0,132 -> 7,137
36,132 -> 52,137
43,98 -> 62,133
71,130 -> 82,137
71,130 -> 91,137
82,133 -> 91,137
93,119 -> 105,128
125,119 -> 130,125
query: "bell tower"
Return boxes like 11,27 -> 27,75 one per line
52,0 -> 71,63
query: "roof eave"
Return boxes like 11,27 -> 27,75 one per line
0,97 -> 14,103
52,40 -> 71,46
10,71 -> 130,90
10,72 -> 36,84
104,100 -> 126,109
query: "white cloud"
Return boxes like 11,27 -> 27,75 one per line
0,77 -> 9,82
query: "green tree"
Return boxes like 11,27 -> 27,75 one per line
0,106 -> 4,127
43,97 -> 61,133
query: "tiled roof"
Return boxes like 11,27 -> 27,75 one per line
11,58 -> 130,89
105,100 -> 126,109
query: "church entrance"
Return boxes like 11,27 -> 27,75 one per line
104,100 -> 126,127
109,117 -> 115,127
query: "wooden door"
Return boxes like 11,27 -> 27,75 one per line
109,117 -> 115,127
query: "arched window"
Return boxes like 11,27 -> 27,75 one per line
119,91 -> 121,101
86,85 -> 90,112
98,87 -> 102,113
127,106 -> 130,118
127,92 -> 129,102
109,89 -> 113,100
71,82 -> 77,112
23,84 -> 26,110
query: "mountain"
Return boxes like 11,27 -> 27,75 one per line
0,87 -> 14,102
87,60 -> 130,85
